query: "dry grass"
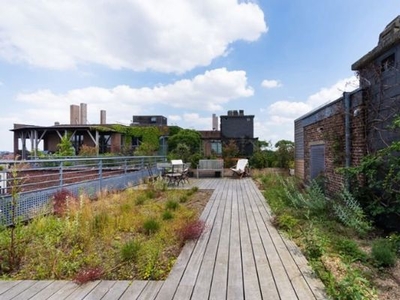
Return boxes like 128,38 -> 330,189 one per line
0,186 -> 211,281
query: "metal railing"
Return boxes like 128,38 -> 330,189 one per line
0,156 -> 166,226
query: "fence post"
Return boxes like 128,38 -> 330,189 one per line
59,161 -> 63,188
98,159 -> 103,191
124,159 -> 128,187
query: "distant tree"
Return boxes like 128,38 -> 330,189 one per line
250,140 -> 275,168
56,134 -> 75,157
274,140 -> 294,168
134,142 -> 157,156
168,129 -> 201,154
171,143 -> 191,162
222,140 -> 240,167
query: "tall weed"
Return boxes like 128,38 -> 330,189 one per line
333,189 -> 371,235
282,178 -> 327,214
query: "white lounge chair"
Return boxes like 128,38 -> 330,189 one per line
230,159 -> 249,178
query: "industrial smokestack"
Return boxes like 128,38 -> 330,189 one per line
70,105 -> 80,124
80,103 -> 87,124
100,110 -> 106,124
212,114 -> 218,130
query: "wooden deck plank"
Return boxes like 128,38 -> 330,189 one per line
30,281 -> 73,300
227,179 -> 244,300
243,179 -> 300,299
101,280 -> 131,300
209,180 -> 232,300
241,180 -> 280,300
245,178 -> 320,299
12,280 -> 53,300
82,280 -> 116,300
155,181 -> 223,300
0,280 -> 20,295
119,280 -> 148,300
0,280 -> 36,300
173,180 -> 227,299
190,181 -> 228,300
237,182 -> 262,300
283,239 -> 327,299
64,281 -> 100,300
137,281 -> 163,300
46,281 -> 79,300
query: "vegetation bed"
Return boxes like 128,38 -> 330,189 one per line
0,185 -> 211,282
256,173 -> 400,300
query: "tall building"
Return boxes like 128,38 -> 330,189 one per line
220,110 -> 257,157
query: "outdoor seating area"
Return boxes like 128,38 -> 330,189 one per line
156,160 -> 190,186
196,159 -> 224,178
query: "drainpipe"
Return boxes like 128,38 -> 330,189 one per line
344,92 -> 351,188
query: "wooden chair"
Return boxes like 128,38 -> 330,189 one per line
230,159 -> 249,178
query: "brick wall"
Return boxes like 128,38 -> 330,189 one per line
303,99 -> 365,195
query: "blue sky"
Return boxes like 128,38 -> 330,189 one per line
0,1 -> 399,151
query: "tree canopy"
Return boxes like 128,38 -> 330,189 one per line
168,129 -> 201,154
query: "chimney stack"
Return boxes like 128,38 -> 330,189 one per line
100,110 -> 106,124
70,105 -> 80,124
80,103 -> 87,124
212,114 -> 218,130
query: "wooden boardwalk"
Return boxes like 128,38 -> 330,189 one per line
0,178 -> 327,300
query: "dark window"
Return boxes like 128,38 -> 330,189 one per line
132,137 -> 142,148
310,144 -> 325,180
381,54 -> 395,72
210,140 -> 222,155
150,117 -> 157,123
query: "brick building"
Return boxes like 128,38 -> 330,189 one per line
220,110 -> 257,157
295,16 -> 400,195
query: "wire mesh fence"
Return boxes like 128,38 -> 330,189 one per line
0,155 -> 166,226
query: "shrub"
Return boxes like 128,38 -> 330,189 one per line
179,195 -> 188,203
274,213 -> 298,231
335,239 -> 367,262
120,240 -> 141,262
371,238 -> 396,267
333,189 -> 371,235
52,189 -> 77,216
73,266 -> 104,284
162,210 -> 174,220
177,220 -> 205,244
387,233 -> 400,253
145,189 -> 156,199
78,145 -> 97,156
282,178 -> 326,214
303,225 -> 326,260
165,200 -> 179,211
92,212 -> 110,233
135,195 -> 147,206
142,218 -> 160,235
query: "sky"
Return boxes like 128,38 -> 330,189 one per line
0,1 -> 399,151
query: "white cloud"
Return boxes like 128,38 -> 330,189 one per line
182,113 -> 211,129
261,79 -> 282,89
255,76 -> 359,143
307,76 -> 359,107
268,101 -> 311,118
168,115 -> 182,122
0,1 -> 267,73
15,68 -> 253,125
